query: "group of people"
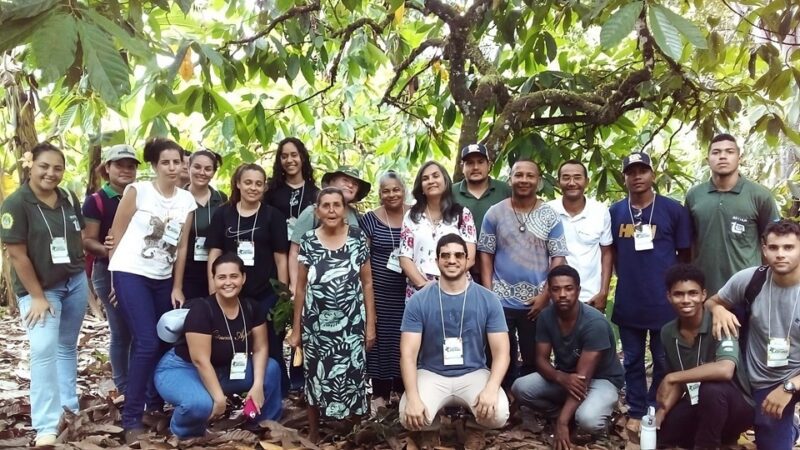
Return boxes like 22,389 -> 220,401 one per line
1,133 -> 798,450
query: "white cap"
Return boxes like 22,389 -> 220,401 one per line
156,309 -> 190,343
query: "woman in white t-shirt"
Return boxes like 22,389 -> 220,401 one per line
399,161 -> 476,301
107,138 -> 197,444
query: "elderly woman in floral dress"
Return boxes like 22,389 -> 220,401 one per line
289,187 -> 376,443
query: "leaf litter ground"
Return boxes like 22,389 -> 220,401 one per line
0,314 -> 767,449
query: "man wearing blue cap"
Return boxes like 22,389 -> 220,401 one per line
609,151 -> 693,431
452,144 -> 511,239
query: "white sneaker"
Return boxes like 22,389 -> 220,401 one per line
34,433 -> 58,446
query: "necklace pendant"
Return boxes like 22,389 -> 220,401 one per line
519,225 -> 526,233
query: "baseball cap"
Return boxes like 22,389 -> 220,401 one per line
102,144 -> 140,164
622,152 -> 653,173
460,143 -> 489,159
156,308 -> 190,343
321,165 -> 371,202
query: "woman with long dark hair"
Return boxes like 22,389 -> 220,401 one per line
265,137 -> 319,238
181,150 -> 227,300
0,143 -> 88,446
399,161 -> 477,301
106,138 -> 197,443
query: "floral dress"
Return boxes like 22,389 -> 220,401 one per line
298,226 -> 370,419
399,207 -> 477,300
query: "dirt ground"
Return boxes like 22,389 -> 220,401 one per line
0,313 -> 763,449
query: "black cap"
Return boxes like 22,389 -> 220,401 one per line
460,143 -> 489,159
622,152 -> 653,173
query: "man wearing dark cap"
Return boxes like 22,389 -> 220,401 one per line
608,152 -> 692,430
452,144 -> 511,238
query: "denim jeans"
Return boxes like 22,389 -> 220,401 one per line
618,326 -> 667,418
17,272 -> 88,435
658,380 -> 753,448
753,383 -> 800,450
92,260 -> 131,393
154,349 -> 283,438
511,373 -> 619,434
112,271 -> 173,430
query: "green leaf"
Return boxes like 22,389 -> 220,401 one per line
286,55 -> 300,82
300,58 -> 316,86
176,0 -> 194,14
600,1 -> 643,49
29,12 -> 77,83
166,39 -> 192,83
648,5 -> 683,60
0,0 -> 57,21
542,32 -> 557,61
296,101 -> 314,125
653,5 -> 707,49
81,8 -> 150,58
78,20 -> 131,105
0,11 -> 53,54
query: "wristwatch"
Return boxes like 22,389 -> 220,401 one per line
783,380 -> 797,394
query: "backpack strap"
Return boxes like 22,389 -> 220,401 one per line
744,265 -> 769,306
92,192 -> 105,217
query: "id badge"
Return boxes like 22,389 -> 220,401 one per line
71,217 -> 80,231
194,237 -> 209,261
238,240 -> 255,266
633,225 -> 654,251
443,337 -> 464,366
287,217 -> 297,239
686,381 -> 701,405
50,237 -> 71,264
162,220 -> 182,246
386,248 -> 402,273
230,352 -> 247,380
768,337 -> 790,367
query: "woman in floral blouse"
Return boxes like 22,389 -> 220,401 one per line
399,161 -> 476,301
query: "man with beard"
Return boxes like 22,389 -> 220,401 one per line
609,152 -> 692,429
709,219 -> 800,450
511,265 -> 624,450
548,159 -> 613,312
400,233 -> 510,450
478,159 -> 567,388
686,133 -> 779,296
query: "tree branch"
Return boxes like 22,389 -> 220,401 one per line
221,1 -> 321,47
380,38 -> 445,105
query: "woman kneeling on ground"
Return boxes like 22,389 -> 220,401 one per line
154,253 -> 282,439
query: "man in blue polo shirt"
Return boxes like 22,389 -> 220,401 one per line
609,152 -> 692,429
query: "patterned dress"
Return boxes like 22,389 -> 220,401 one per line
360,211 -> 406,381
298,226 -> 370,419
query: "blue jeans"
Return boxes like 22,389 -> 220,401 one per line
753,383 -> 800,450
17,272 -> 88,435
113,271 -> 173,429
154,349 -> 283,438
511,373 -> 619,433
618,326 -> 667,419
92,259 -> 131,393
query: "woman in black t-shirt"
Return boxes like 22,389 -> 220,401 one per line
154,253 -> 282,439
265,137 -> 320,239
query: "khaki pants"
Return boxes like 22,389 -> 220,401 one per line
399,369 -> 509,430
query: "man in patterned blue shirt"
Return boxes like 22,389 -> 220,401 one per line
478,159 -> 568,387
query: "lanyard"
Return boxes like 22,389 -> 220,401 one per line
675,335 -> 702,371
36,204 -> 67,241
627,195 -> 656,228
438,282 -> 469,341
383,209 -> 397,249
767,271 -> 800,339
219,299 -> 248,356
289,183 -> 306,218
236,203 -> 260,243
193,200 -> 213,235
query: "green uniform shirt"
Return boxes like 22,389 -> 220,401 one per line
661,311 -> 752,405
0,184 -> 85,297
685,176 -> 779,295
452,178 -> 511,236
290,204 -> 361,244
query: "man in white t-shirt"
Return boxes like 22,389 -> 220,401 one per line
547,159 -> 613,312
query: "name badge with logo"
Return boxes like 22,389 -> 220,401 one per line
50,237 -> 71,264
768,337 -> 790,367
634,225 -> 654,251
386,248 -> 402,273
230,352 -> 248,380
686,381 -> 701,405
730,221 -> 745,234
162,220 -> 182,246
443,337 -> 464,366
194,237 -> 209,261
238,240 -> 255,266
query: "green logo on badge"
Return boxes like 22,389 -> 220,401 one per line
0,213 -> 12,230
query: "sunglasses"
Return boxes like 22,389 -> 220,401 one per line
439,251 -> 467,260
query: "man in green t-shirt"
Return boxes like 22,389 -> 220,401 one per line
685,133 -> 779,295
656,264 -> 753,448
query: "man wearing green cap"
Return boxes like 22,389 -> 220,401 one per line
288,166 -> 371,294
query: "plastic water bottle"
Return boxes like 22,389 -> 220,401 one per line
640,406 -> 657,450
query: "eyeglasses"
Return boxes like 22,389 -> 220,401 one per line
439,252 -> 466,260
